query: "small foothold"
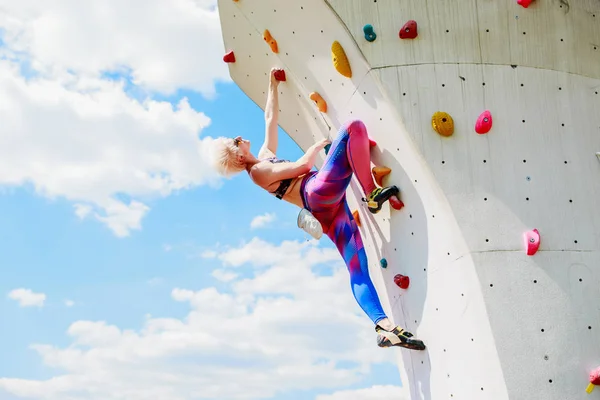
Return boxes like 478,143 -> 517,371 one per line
369,138 -> 377,147
372,166 -> 391,186
352,209 -> 361,227
394,274 -> 410,289
475,110 -> 493,134
223,51 -> 236,63
324,143 -> 332,155
331,41 -> 352,78
586,367 -> 600,393
273,69 -> 286,81
380,258 -> 388,268
524,229 -> 540,256
399,20 -> 418,39
363,24 -> 377,42
432,111 -> 454,137
595,152 -> 600,161
263,29 -> 278,53
389,196 -> 404,210
309,92 -> 327,113
517,0 -> 533,7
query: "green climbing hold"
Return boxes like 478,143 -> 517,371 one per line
380,258 -> 388,268
324,143 -> 331,155
363,24 -> 377,42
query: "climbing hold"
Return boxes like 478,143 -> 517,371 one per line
352,209 -> 361,227
475,110 -> 493,134
263,29 -> 278,53
394,274 -> 410,289
372,166 -> 391,186
524,229 -> 540,256
517,0 -> 533,7
432,112 -> 454,137
363,24 -> 377,42
586,367 -> 600,393
273,69 -> 286,82
223,51 -> 236,63
309,92 -> 327,113
369,138 -> 377,148
380,258 -> 388,269
596,152 -> 600,162
399,20 -> 418,39
324,143 -> 332,155
389,196 -> 404,210
331,41 -> 352,78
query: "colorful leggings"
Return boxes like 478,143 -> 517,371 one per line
300,120 -> 387,325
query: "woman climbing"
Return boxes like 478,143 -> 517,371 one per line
210,67 -> 425,351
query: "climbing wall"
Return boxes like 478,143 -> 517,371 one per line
217,0 -> 600,399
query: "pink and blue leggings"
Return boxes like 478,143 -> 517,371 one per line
300,120 -> 387,325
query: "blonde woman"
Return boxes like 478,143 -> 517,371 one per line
211,68 -> 425,351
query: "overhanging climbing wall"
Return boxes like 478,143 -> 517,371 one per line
217,0 -> 600,399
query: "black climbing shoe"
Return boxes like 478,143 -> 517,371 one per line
375,325 -> 426,351
364,186 -> 400,214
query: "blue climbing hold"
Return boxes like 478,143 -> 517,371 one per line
363,24 -> 377,42
380,258 -> 388,268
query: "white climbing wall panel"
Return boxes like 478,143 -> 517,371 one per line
217,0 -> 600,399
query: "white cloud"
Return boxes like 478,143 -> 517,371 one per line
316,385 -> 408,400
0,239 -> 398,400
64,300 -> 75,307
0,0 -> 233,236
7,288 -> 46,307
250,212 -> 276,229
211,269 -> 238,282
0,0 -> 229,96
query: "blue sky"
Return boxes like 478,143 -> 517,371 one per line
0,2 -> 405,399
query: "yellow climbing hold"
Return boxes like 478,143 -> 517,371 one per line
331,41 -> 352,78
432,111 -> 454,137
263,29 -> 278,53
310,92 -> 327,113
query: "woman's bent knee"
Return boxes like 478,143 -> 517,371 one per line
345,119 -> 367,135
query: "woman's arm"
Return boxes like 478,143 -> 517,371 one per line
253,138 -> 331,185
259,68 -> 280,159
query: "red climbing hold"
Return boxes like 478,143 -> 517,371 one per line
399,20 -> 418,39
369,138 -> 377,148
586,367 -> 600,393
274,69 -> 286,82
394,274 -> 410,289
475,110 -> 493,134
389,196 -> 404,210
223,51 -> 236,63
517,0 -> 533,8
524,229 -> 540,256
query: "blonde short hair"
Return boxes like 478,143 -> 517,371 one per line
210,137 -> 247,177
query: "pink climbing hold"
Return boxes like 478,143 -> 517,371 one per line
399,20 -> 418,39
517,0 -> 533,8
223,51 -> 236,63
524,229 -> 540,256
586,367 -> 600,393
475,110 -> 493,134
394,274 -> 410,289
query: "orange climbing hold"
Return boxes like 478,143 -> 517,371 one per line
223,51 -> 236,63
432,111 -> 454,137
310,92 -> 327,113
372,166 -> 391,186
331,41 -> 352,78
352,210 -> 361,227
263,29 -> 278,53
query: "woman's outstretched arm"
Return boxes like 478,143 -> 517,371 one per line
259,68 -> 280,159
